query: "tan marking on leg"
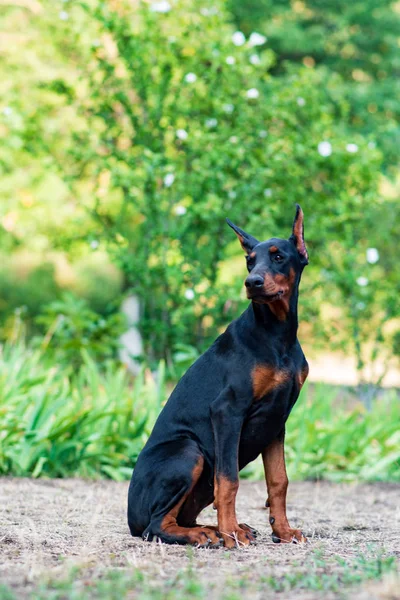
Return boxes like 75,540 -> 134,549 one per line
262,439 -> 307,544
160,457 -> 221,545
215,476 -> 254,548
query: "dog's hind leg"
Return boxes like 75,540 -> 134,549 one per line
134,439 -> 222,546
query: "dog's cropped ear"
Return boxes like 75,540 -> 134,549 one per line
289,204 -> 308,264
226,218 -> 259,254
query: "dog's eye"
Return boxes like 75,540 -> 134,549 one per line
274,254 -> 283,262
246,256 -> 255,269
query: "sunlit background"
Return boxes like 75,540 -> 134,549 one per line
0,0 -> 399,481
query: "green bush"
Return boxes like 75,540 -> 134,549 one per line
1,341 -> 399,482
35,293 -> 126,367
58,0 -> 394,368
0,0 -> 399,380
0,342 -> 164,479
0,260 -> 60,332
228,0 -> 400,170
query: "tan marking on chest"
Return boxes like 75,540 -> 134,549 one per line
252,365 -> 290,401
297,363 -> 309,388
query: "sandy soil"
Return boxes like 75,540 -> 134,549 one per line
1,478 -> 399,599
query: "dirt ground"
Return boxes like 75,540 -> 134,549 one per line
1,478 -> 399,599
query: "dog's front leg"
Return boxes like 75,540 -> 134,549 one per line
210,387 -> 254,549
262,431 -> 307,544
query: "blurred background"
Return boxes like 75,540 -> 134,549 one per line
0,0 -> 399,482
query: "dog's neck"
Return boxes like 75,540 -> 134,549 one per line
250,285 -> 300,348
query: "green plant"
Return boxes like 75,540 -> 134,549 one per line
50,0 -> 389,366
1,341 -> 399,482
228,0 -> 400,170
35,293 -> 126,367
1,0 -> 399,380
0,341 -> 164,479
242,382 -> 400,482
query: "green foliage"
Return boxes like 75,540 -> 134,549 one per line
228,0 -> 400,169
52,0 -> 394,366
243,383 -> 400,482
0,259 -> 60,333
35,293 -> 126,367
0,0 -> 399,377
287,383 -> 400,481
0,342 -> 164,479
1,342 -> 399,482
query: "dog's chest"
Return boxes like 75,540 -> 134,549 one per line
251,355 -> 308,403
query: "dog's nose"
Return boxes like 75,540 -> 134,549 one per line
245,275 -> 264,290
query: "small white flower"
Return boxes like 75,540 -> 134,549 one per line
368,141 -> 376,149
90,240 -> 99,249
205,118 -> 218,128
356,276 -> 369,287
184,289 -> 195,300
297,97 -> 306,106
232,31 -> 246,46
174,205 -> 187,216
246,88 -> 259,99
59,10 -> 69,20
225,56 -> 236,65
229,136 -> 238,144
176,129 -> 188,140
264,188 -> 272,197
164,173 -> 175,187
249,54 -> 261,65
318,141 -> 332,157
248,32 -> 267,47
2,106 -> 12,116
346,143 -> 358,153
259,130 -> 268,138
200,7 -> 218,16
366,248 -> 379,264
228,190 -> 237,199
222,103 -> 234,113
151,1 -> 171,13
184,72 -> 197,83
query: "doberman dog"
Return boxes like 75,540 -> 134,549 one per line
128,205 -> 309,549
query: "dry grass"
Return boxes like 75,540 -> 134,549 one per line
1,478 -> 399,599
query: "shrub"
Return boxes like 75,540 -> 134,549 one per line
60,0 -> 391,368
1,341 -> 399,482
35,293 -> 126,368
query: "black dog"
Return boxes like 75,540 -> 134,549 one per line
128,205 -> 309,548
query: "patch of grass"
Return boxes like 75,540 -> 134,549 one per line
0,584 -> 16,600
260,550 -> 397,593
24,549 -> 397,600
33,565 -> 206,600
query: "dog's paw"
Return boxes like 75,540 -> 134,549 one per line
239,522 -> 258,538
220,527 -> 256,549
271,528 -> 307,544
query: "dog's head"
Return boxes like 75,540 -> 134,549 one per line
226,205 -> 308,307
